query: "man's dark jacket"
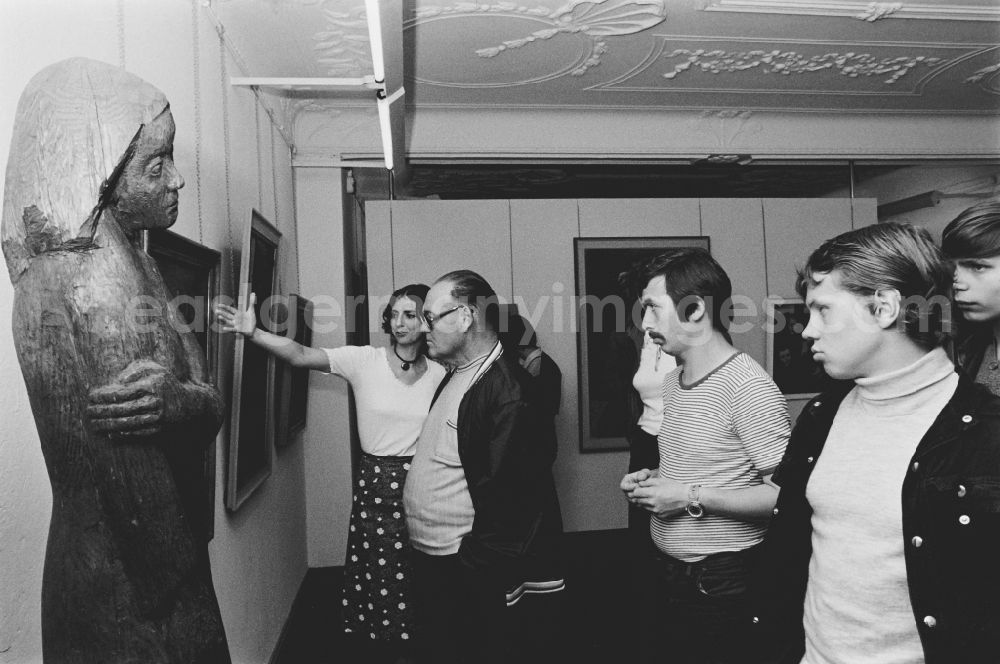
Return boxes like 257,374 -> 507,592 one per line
753,375 -> 1000,663
431,343 -> 563,589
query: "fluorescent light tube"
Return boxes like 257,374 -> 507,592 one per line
365,0 -> 385,83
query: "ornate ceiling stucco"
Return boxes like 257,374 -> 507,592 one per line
215,0 -> 998,105
212,0 -> 999,160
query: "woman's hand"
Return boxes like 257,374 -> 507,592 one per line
215,292 -> 257,337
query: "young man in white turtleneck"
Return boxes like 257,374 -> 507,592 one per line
754,222 -> 1000,664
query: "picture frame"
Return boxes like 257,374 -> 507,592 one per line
574,236 -> 710,452
226,210 -> 281,511
275,293 -> 314,448
146,228 -> 221,543
765,297 -> 831,399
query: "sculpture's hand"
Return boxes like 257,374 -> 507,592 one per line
87,360 -> 185,438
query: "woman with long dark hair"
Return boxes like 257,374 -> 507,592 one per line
216,283 -> 445,661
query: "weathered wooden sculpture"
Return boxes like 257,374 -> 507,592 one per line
1,58 -> 230,663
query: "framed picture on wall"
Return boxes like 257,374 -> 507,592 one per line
574,236 -> 710,452
765,298 -> 833,399
226,210 -> 281,511
275,293 -> 314,448
147,228 -> 220,543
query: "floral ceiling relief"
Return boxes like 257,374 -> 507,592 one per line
661,48 -> 943,85
414,0 -> 667,76
966,61 -> 1000,95
855,3 -> 902,22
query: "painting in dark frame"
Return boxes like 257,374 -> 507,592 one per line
275,293 -> 314,448
765,297 -> 835,399
226,210 -> 281,511
574,236 -> 710,452
146,228 -> 221,542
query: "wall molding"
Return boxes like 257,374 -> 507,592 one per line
294,105 -> 1000,161
699,1 -> 1000,22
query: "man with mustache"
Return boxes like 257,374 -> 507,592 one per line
754,222 -> 1000,663
619,248 -> 790,663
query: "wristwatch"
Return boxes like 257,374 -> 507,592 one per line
685,484 -> 704,519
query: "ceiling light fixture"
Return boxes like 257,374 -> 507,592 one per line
376,87 -> 404,171
877,188 -> 997,220
365,0 -> 386,84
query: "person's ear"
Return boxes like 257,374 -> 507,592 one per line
872,288 -> 902,329
459,305 -> 475,333
683,296 -> 707,324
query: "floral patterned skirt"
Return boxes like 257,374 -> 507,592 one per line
342,452 -> 414,643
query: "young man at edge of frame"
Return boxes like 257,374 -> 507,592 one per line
752,222 -> 1000,664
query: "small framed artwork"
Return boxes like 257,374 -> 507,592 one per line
226,210 -> 281,511
574,236 -> 710,452
765,298 -> 832,399
147,228 -> 221,543
275,293 -> 314,448
147,229 -> 221,386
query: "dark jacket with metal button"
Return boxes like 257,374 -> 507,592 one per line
752,375 -> 1000,663
430,344 -> 564,591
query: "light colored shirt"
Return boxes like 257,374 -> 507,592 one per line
633,331 -> 677,436
651,353 -> 789,561
802,348 -> 957,664
323,345 -> 445,457
404,353 -> 490,555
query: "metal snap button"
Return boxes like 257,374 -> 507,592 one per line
911,462 -> 919,472
959,514 -> 971,525
923,615 -> 937,628
957,485 -> 967,498
806,456 -> 815,463
962,414 -> 973,423
772,507 -> 779,516
911,536 -> 923,548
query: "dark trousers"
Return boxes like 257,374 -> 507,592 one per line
410,548 -> 566,664
410,548 -> 505,664
640,546 -> 761,664
627,427 -> 659,533
626,428 -> 662,648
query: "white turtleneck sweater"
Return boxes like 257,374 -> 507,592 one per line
802,348 -> 958,664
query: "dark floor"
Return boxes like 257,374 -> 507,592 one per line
274,529 -> 642,664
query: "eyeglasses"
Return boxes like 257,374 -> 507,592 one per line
422,304 -> 465,330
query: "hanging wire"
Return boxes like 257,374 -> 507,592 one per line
192,0 -> 204,245
117,0 -> 127,69
219,30 -> 237,292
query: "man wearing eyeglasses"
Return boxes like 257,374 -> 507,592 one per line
403,269 -> 563,664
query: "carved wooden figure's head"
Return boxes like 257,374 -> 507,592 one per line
2,58 -> 170,280
109,107 -> 184,235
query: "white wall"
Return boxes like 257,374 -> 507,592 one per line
295,168 -> 355,568
0,2 -> 308,662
